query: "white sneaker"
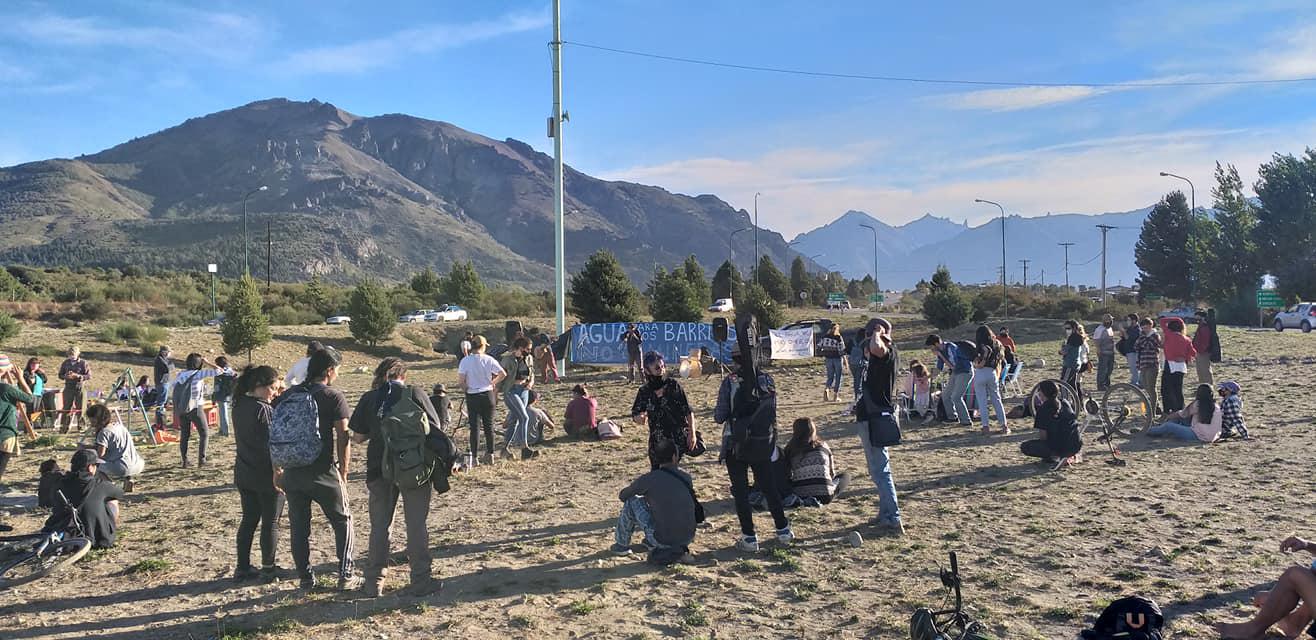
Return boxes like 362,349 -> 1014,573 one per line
775,527 -> 795,544
735,535 -> 759,553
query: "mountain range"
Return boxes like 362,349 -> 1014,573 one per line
788,208 -> 1154,291
0,98 -> 804,287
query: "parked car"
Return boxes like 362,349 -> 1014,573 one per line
826,300 -> 852,311
1157,307 -> 1201,324
1274,302 -> 1314,332
325,315 -> 351,325
398,309 -> 432,323
756,318 -> 861,359
424,304 -> 469,322
708,298 -> 734,313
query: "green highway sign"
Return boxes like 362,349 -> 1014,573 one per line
869,293 -> 885,302
827,293 -> 847,302
1144,293 -> 1162,301
1257,289 -> 1283,308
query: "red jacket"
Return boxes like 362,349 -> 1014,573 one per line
1192,323 -> 1213,352
1163,331 -> 1197,363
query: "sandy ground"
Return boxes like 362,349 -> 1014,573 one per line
0,314 -> 1313,639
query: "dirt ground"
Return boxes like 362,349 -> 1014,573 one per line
0,314 -> 1313,639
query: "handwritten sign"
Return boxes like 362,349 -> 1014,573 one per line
570,322 -> 737,366
769,328 -> 814,360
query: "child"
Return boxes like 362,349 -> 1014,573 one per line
526,389 -> 555,444
906,360 -> 932,417
784,418 -> 850,506
1216,380 -> 1250,440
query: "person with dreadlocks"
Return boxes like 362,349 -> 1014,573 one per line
630,352 -> 695,471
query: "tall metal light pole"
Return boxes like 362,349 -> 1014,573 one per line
974,199 -> 1007,320
1159,171 -> 1196,301
551,0 -> 566,371
858,223 -> 879,294
241,185 -> 268,276
207,263 -> 218,318
729,227 -> 750,299
753,192 -> 761,284
808,254 -> 824,277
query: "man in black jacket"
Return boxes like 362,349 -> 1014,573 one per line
45,449 -> 124,548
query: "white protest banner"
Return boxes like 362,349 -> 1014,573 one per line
769,328 -> 814,360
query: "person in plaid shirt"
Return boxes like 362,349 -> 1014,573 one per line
1133,318 -> 1162,416
1217,380 -> 1251,440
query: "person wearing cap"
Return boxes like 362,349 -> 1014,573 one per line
44,448 -> 124,548
859,317 -> 904,536
1217,380 -> 1250,440
457,335 -> 506,465
631,351 -> 695,471
0,365 -> 37,490
56,345 -> 91,433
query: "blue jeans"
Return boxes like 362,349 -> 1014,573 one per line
1148,417 -> 1199,442
1125,353 -> 1140,385
849,362 -> 864,398
504,388 -> 531,449
857,414 -> 901,526
824,358 -> 844,392
217,400 -> 232,436
614,496 -> 660,548
972,367 -> 1006,430
943,370 -> 974,425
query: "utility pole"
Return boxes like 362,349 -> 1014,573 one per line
550,0 -> 566,373
265,220 -> 272,291
1057,242 -> 1075,291
753,192 -> 761,285
1096,224 -> 1116,308
1040,268 -> 1045,289
1019,259 -> 1030,290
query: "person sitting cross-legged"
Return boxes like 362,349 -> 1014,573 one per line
610,438 -> 697,563
1216,535 -> 1316,640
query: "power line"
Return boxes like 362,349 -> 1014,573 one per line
563,41 -> 1316,89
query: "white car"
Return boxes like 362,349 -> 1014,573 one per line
1274,302 -> 1314,333
708,298 -> 734,313
325,315 -> 351,325
398,309 -> 432,323
424,305 -> 469,322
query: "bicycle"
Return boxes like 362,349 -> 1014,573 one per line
910,551 -> 995,640
0,490 -> 92,589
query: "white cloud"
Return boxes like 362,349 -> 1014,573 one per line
0,9 -> 271,61
1249,25 -> 1316,78
277,11 -> 549,75
937,85 -> 1114,112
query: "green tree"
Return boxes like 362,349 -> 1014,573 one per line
711,260 -> 743,301
751,255 -> 792,304
0,311 -> 20,345
740,283 -> 784,331
921,266 -> 972,330
410,267 -> 443,298
303,275 -> 334,316
222,275 -> 272,361
348,279 -> 396,346
0,268 -> 29,302
569,250 -> 642,323
789,256 -> 810,305
649,270 -> 704,323
678,255 -> 711,306
1135,191 -> 1194,300
443,261 -> 486,309
1199,163 -> 1264,315
1253,149 -> 1316,301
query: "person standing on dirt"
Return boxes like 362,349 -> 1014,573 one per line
1058,320 -> 1090,401
1134,318 -> 1162,415
0,368 -> 37,490
1093,314 -> 1118,391
349,357 -> 445,597
971,325 -> 1008,435
57,346 -> 91,433
457,335 -> 506,466
1161,318 -> 1196,414
1118,314 -> 1142,386
1192,309 -> 1216,386
632,352 -> 696,471
152,345 -> 173,429
925,334 -> 973,426
284,341 -> 325,388
173,353 -> 224,468
847,327 -> 868,401
459,332 -> 473,363
818,324 -> 846,403
231,365 -> 285,583
860,318 -> 904,536
622,324 -> 644,383
498,336 -> 539,460
278,347 -> 358,591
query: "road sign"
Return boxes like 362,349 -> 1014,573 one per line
800,291 -> 809,301
827,293 -> 846,302
1257,289 -> 1283,308
869,293 -> 885,303
1143,293 -> 1162,301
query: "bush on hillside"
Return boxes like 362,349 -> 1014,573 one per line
0,311 -> 20,345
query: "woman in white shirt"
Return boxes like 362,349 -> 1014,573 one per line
456,335 -> 506,465
1147,384 -> 1221,443
87,404 -> 144,490
173,353 -> 223,467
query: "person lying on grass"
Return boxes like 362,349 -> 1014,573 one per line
1216,535 -> 1316,640
1019,380 -> 1082,464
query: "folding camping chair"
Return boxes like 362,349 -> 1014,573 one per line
1000,362 -> 1025,398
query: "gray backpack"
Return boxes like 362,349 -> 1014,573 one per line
269,387 -> 323,468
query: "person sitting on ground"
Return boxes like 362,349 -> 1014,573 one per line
610,438 -> 697,564
86,404 -> 144,491
37,458 -> 63,508
1146,383 -> 1221,443
784,418 -> 850,506
429,383 -> 452,429
906,360 -> 932,417
526,389 -> 555,444
1020,380 -> 1082,464
564,384 -> 599,438
44,448 -> 124,548
1216,535 -> 1316,640
1217,380 -> 1251,440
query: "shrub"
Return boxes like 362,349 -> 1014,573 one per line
54,317 -> 77,329
649,270 -> 704,323
348,279 -> 396,347
266,305 -> 320,326
739,283 -> 784,331
79,297 -> 113,321
222,275 -> 272,360
478,286 -> 546,319
569,251 -> 641,324
0,311 -> 19,345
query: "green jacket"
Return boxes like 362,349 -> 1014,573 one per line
0,383 -> 36,443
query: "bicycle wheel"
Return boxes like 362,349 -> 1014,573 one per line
1101,383 -> 1152,434
0,537 -> 91,589
1028,379 -> 1080,414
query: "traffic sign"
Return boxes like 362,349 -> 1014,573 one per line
1143,293 -> 1162,301
827,292 -> 846,302
869,293 -> 885,303
1257,289 -> 1283,309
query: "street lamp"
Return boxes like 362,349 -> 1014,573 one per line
242,185 -> 268,275
1159,171 -> 1197,300
974,199 -> 1008,320
808,253 -> 824,277
207,263 -> 218,319
753,192 -> 762,285
858,223 -> 879,293
729,227 -> 751,300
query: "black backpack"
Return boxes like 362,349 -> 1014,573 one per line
1080,596 -> 1164,640
728,377 -> 777,463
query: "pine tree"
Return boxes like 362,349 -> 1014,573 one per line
740,283 -> 784,331
410,267 -> 443,297
569,250 -> 642,323
444,261 -> 485,309
348,279 -> 396,346
1253,149 -> 1316,301
921,266 -> 972,330
222,275 -> 271,362
679,255 -> 711,306
303,275 -> 333,316
751,255 -> 792,304
1199,163 -> 1263,313
649,270 -> 704,322
1135,191 -> 1193,300
790,256 -> 810,305
711,260 -> 743,301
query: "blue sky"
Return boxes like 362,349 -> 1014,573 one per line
3,0 -> 1316,237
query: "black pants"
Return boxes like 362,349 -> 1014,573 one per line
466,392 -> 495,456
285,470 -> 354,580
726,458 -> 789,538
1021,439 -> 1058,460
1162,369 -> 1186,412
179,408 -> 208,464
236,488 -> 285,570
